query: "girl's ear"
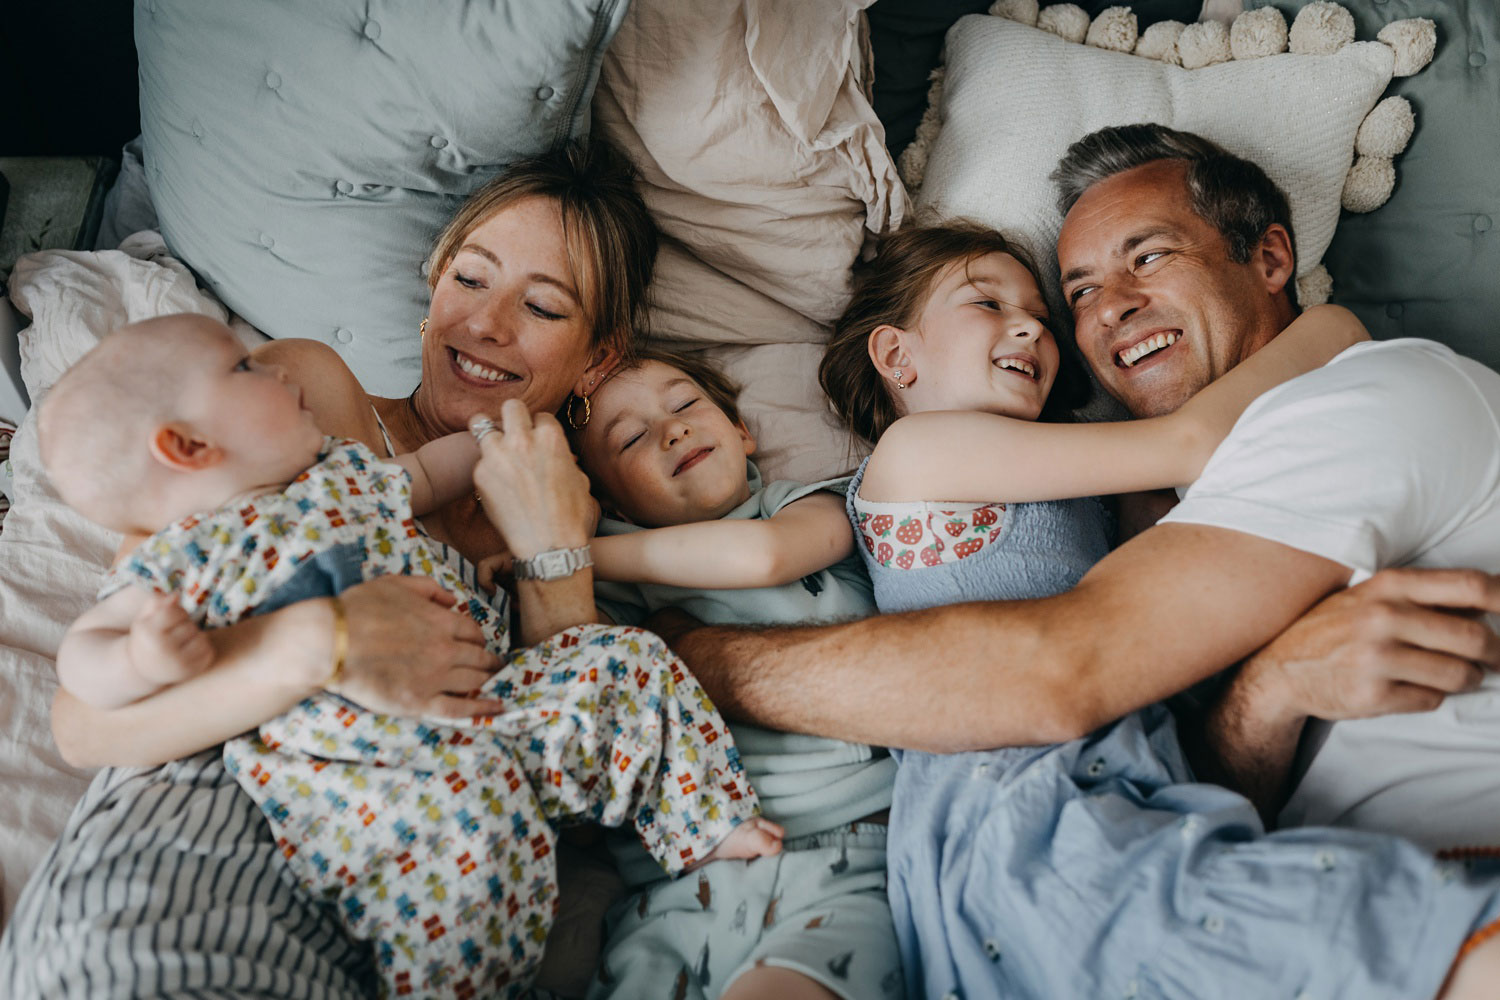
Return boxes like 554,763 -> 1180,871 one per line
148,423 -> 222,472
575,344 -> 622,398
735,419 -> 757,458
868,323 -> 913,387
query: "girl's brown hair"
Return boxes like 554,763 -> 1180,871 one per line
818,221 -> 1088,446
427,139 -> 659,360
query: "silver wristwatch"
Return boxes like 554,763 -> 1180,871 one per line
512,545 -> 594,582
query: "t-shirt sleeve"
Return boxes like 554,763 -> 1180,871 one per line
1160,342 -> 1500,581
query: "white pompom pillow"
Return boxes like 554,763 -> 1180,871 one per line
904,2 -> 1434,308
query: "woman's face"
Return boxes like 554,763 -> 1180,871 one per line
422,195 -> 612,432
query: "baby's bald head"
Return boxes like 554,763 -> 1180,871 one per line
39,314 -> 233,532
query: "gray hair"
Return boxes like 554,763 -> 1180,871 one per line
1050,123 -> 1297,272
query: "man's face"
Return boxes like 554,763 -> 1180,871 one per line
1056,159 -> 1291,417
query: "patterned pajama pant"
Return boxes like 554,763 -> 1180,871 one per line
224,623 -> 758,999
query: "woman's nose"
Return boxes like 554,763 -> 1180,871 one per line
470,300 -> 516,344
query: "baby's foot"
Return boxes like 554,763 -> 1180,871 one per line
699,817 -> 784,864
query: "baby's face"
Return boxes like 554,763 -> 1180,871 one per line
576,360 -> 754,527
174,318 -> 323,482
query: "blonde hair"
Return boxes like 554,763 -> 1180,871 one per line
819,221 -> 1086,445
426,139 -> 659,359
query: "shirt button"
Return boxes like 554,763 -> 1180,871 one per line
1316,850 -> 1336,871
1385,303 -> 1404,319
983,938 -> 1002,961
265,71 -> 282,89
335,179 -> 354,195
536,85 -> 555,101
1470,52 -> 1488,68
259,233 -> 275,249
335,328 -> 354,344
430,135 -> 449,149
363,19 -> 381,40
1475,214 -> 1493,234
1203,914 -> 1224,934
1086,757 -> 1106,776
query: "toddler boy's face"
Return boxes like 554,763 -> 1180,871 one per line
576,360 -> 755,527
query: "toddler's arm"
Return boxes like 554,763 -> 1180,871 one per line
862,304 -> 1367,504
57,588 -> 214,709
591,491 -> 853,589
391,432 -> 481,516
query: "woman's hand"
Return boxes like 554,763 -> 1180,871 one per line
471,399 -> 599,560
330,575 -> 508,718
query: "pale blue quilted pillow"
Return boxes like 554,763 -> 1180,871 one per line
136,0 -> 629,396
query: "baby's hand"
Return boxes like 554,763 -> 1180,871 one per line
477,550 -> 515,594
129,593 -> 215,684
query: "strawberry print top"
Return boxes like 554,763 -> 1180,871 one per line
850,494 -> 1007,570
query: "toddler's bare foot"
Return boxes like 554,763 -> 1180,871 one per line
699,817 -> 784,864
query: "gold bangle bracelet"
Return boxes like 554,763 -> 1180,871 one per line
326,595 -> 349,688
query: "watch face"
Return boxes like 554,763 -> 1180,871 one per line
536,550 -> 570,580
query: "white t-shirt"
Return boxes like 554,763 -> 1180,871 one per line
1161,339 -> 1500,851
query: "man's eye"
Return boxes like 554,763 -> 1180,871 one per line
528,303 -> 564,320
234,357 -> 252,372
1068,285 -> 1096,306
1136,250 -> 1168,268
976,299 -> 1000,310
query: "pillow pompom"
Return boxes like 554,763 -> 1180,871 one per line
1355,96 -> 1415,158
1377,18 -> 1437,78
1342,154 -> 1396,213
1178,20 -> 1232,70
1297,264 -> 1334,307
989,0 -> 1039,27
1289,1 -> 1355,56
1229,7 -> 1288,60
1086,6 -> 1137,54
1134,20 -> 1185,65
1037,4 -> 1090,44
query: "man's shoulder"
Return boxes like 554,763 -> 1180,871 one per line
1245,337 -> 1498,429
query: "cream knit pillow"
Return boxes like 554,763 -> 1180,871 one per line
908,12 -> 1401,309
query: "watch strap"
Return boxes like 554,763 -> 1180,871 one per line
512,545 -> 594,582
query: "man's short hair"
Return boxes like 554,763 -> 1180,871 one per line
1051,124 -> 1297,276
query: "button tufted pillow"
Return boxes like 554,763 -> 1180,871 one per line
135,0 -> 629,396
1250,0 -> 1500,371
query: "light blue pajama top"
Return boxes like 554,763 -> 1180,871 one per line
595,461 -> 893,887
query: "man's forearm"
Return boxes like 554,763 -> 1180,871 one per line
664,602 -> 1094,752
1199,664 -> 1305,821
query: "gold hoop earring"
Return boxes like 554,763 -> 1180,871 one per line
566,393 -> 591,430
419,317 -> 428,339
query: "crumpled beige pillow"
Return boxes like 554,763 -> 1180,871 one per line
593,0 -> 908,482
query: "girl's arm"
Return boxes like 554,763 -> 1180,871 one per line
392,432 -> 481,516
591,492 -> 854,589
57,589 -> 214,709
861,304 -> 1368,504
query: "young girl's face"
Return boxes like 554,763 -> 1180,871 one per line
898,251 -> 1059,421
575,360 -> 755,527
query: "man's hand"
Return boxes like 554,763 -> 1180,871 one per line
129,593 -> 215,685
1207,568 -> 1500,819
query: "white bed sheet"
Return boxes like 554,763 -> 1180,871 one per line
0,234 -> 233,928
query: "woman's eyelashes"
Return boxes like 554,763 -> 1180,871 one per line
451,269 -> 566,320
